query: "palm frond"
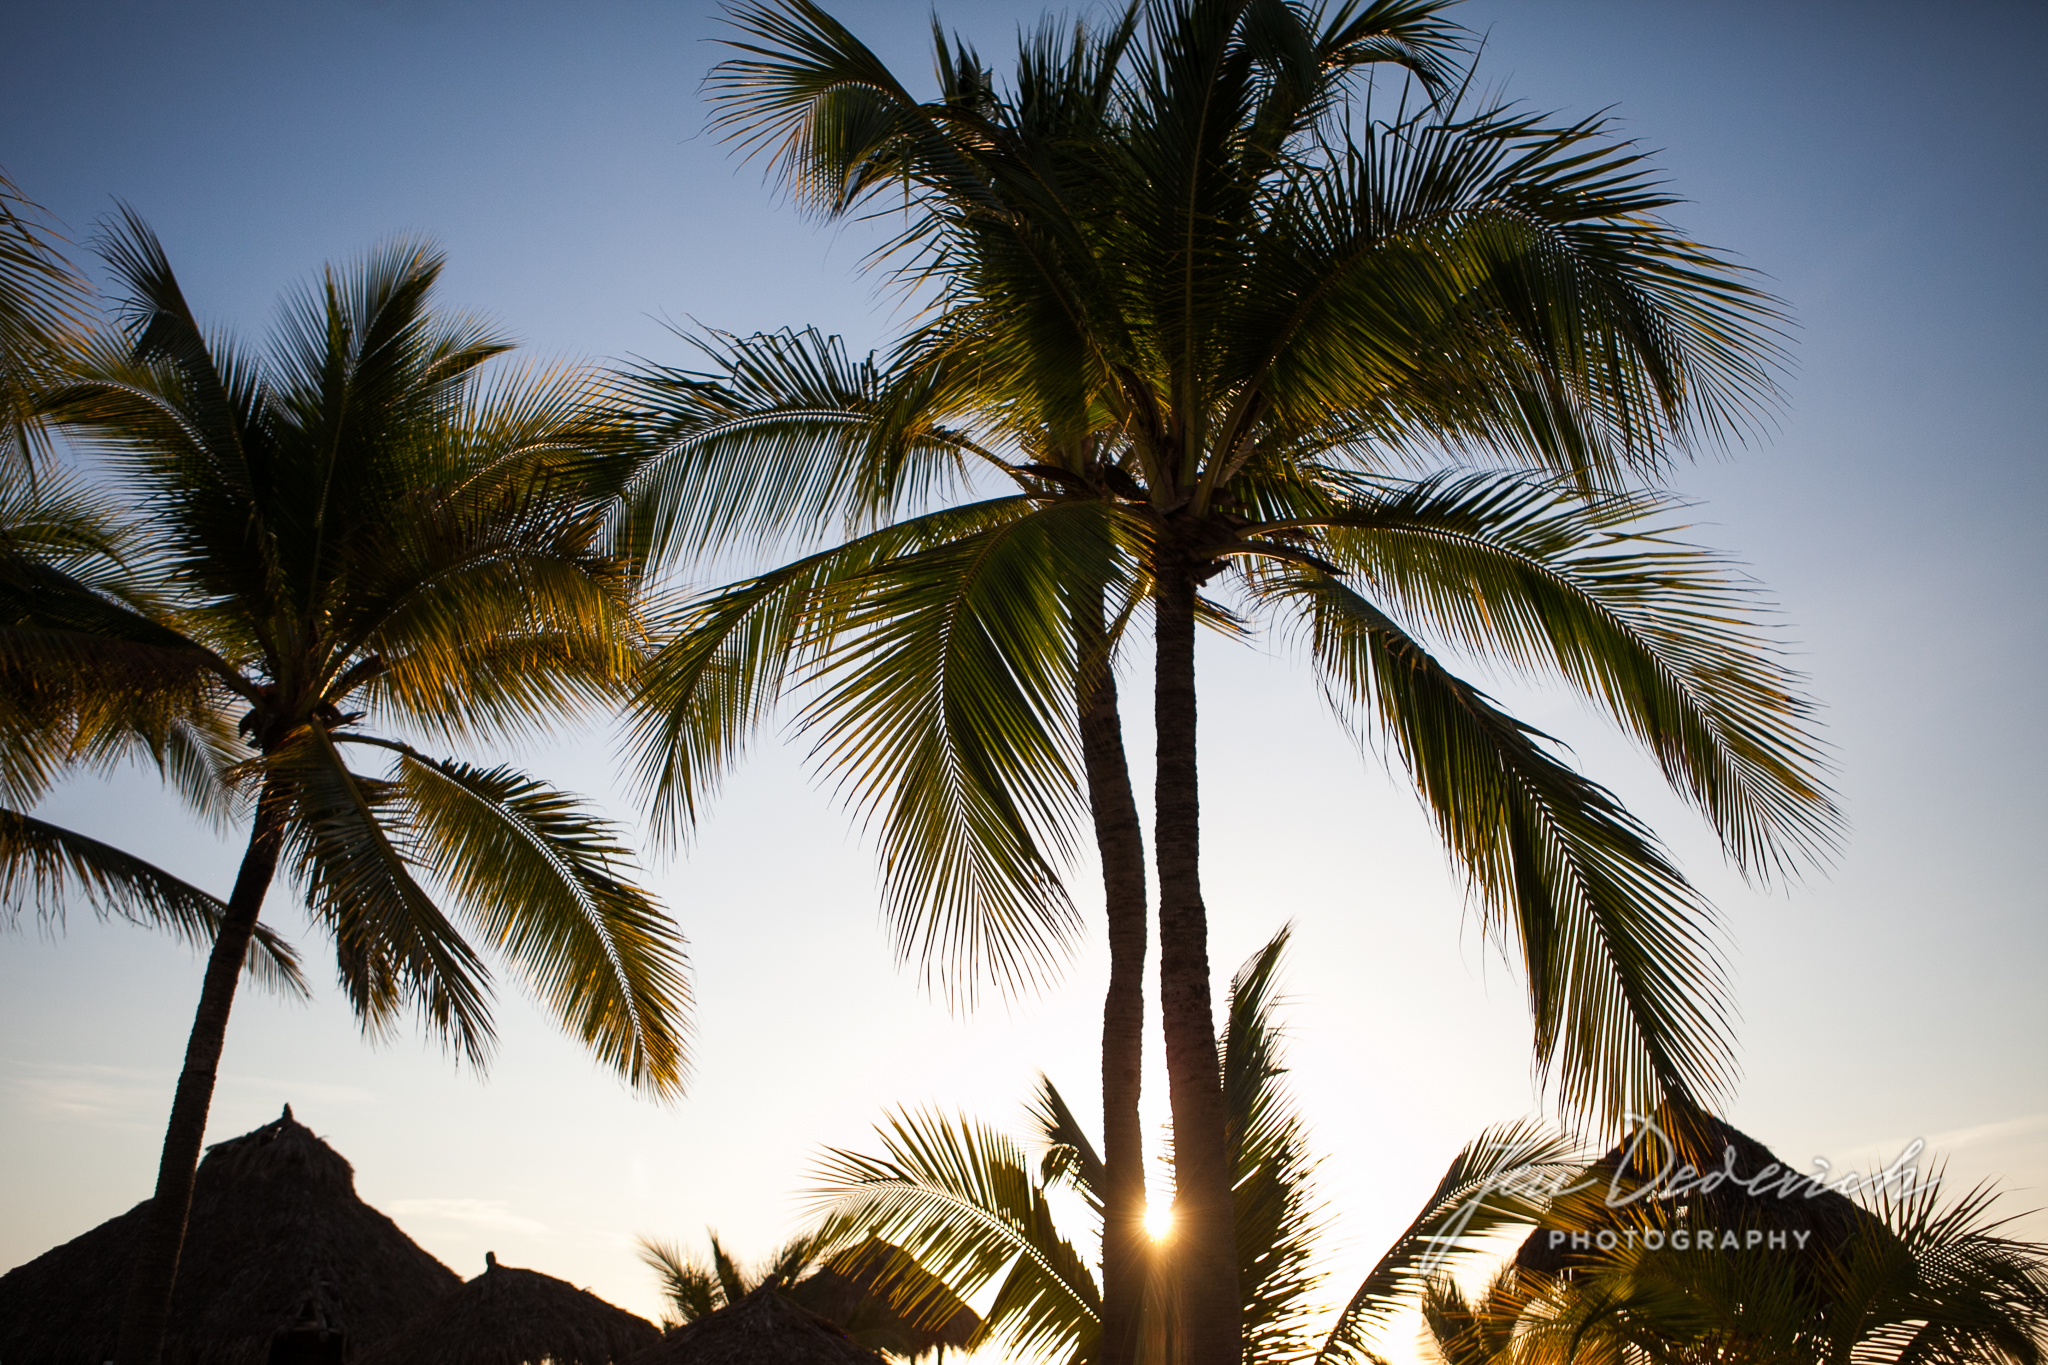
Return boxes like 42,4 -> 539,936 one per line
1219,926 -> 1327,1365
1319,1120 -> 1584,1365
0,171 -> 95,473
376,743 -> 690,1099
1264,569 -> 1735,1127
809,1107 -> 1103,1361
276,732 -> 496,1068
622,498 -> 1033,845
799,499 -> 1147,1001
1028,1074 -> 1106,1214
0,469 -> 240,814
612,325 -> 994,568
0,807 -> 308,998
1292,471 -> 1839,878
638,1235 -> 724,1324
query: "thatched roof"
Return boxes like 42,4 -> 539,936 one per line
358,1252 -> 659,1365
1516,1110 -> 1889,1277
628,1286 -> 889,1365
0,1106 -> 460,1365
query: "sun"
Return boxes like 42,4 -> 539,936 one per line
1143,1198 -> 1174,1241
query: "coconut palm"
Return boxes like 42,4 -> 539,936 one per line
801,926 -> 1582,1365
631,18 -> 1464,1365
611,319 -> 1169,1361
696,5 -> 1840,1359
1421,1173 -> 2048,1365
4,213 -> 691,1365
0,169 -> 95,474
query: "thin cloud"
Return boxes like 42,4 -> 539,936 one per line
385,1198 -> 550,1235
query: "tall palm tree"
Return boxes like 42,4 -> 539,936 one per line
610,320 -> 1165,1365
4,214 -> 692,1365
633,8 -> 1460,1359
696,5 -> 1840,1360
802,926 -> 1583,1365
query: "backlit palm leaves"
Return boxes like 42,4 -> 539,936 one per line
697,0 -> 1832,1215
806,927 -> 1584,1365
0,171 -> 94,473
5,214 -> 690,1364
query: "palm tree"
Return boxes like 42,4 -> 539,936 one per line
697,6 -> 1840,1360
629,11 -> 1459,1360
4,214 -> 692,1365
801,926 -> 1583,1365
610,319 -> 1168,1365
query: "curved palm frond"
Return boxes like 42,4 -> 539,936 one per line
341,481 -> 640,746
1237,104 -> 1785,491
372,742 -> 691,1099
0,470 -> 240,816
274,730 -> 496,1068
623,496 -> 1038,844
1262,568 -> 1734,1126
0,172 -> 95,473
1287,471 -> 1838,878
0,808 -> 308,998
810,1107 -> 1103,1362
1319,1121 -> 1584,1365
612,325 -> 997,569
799,498 -> 1146,1001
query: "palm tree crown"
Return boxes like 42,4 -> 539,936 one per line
628,4 -> 1841,1361
4,214 -> 691,1364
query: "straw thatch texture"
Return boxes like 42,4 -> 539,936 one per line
358,1253 -> 659,1365
0,1107 -> 460,1365
1516,1110 -> 1889,1277
628,1286 -> 889,1365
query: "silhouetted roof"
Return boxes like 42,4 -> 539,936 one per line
359,1252 -> 659,1365
0,1106 -> 460,1365
1516,1110 -> 1888,1277
628,1286 -> 889,1365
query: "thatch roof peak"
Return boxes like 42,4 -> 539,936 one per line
197,1103 -> 358,1196
0,1109 -> 459,1365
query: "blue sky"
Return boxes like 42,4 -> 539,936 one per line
4,0 -> 2044,1341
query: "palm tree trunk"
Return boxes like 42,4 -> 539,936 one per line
114,780 -> 289,1365
1077,591 -> 1149,1365
1152,561 -> 1238,1365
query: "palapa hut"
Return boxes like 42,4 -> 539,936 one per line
628,1286 -> 889,1365
0,1106 -> 460,1365
357,1252 -> 658,1365
1516,1109 -> 1890,1278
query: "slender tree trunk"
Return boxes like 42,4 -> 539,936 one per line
114,780 -> 289,1365
1152,559 -> 1238,1365
1077,590 -> 1149,1365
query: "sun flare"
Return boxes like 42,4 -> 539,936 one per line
1143,1199 -> 1174,1241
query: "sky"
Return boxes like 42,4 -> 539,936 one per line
3,0 -> 2045,1346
